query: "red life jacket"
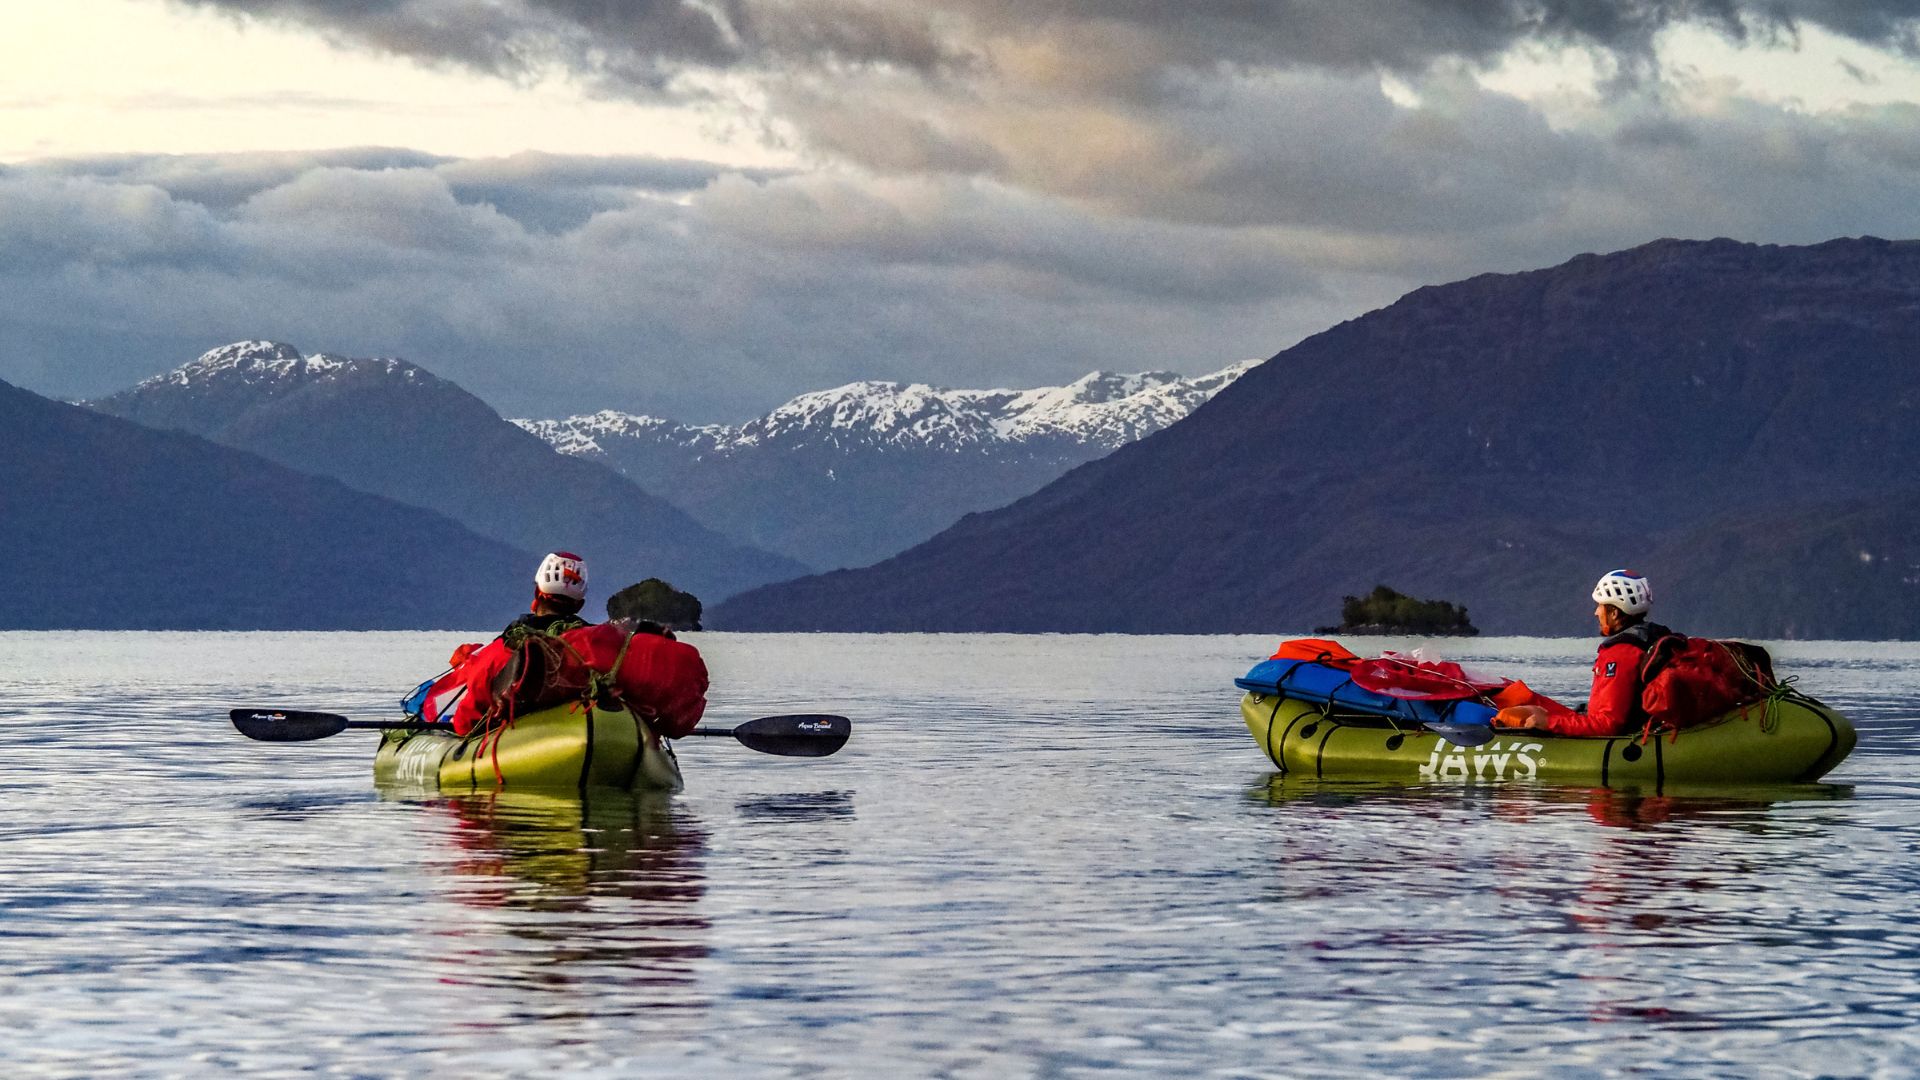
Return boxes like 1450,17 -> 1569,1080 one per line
1636,636 -> 1776,734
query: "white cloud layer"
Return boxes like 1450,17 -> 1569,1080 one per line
0,153 -> 1339,418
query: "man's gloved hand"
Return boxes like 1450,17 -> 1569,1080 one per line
1491,704 -> 1549,730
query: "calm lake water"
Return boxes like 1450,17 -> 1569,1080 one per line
2,632 -> 1917,1077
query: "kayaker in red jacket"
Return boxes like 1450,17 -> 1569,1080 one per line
431,552 -> 708,738
1495,570 -> 1674,737
441,551 -> 593,733
504,551 -> 593,634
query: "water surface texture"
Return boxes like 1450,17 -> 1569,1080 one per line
2,633 -> 1916,1076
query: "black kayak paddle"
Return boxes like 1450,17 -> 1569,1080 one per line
230,709 -> 413,741
692,714 -> 851,757
229,708 -> 852,757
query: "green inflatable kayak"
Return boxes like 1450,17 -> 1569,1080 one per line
1241,691 -> 1855,787
374,701 -> 684,793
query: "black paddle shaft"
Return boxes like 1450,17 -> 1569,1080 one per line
230,709 -> 447,742
232,707 -> 849,756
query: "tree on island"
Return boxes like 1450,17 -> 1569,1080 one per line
1318,584 -> 1477,635
607,578 -> 703,631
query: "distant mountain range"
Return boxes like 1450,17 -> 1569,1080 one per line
24,235 -> 1920,636
90,342 -> 805,603
0,377 -> 528,629
515,364 -> 1253,570
714,236 -> 1920,639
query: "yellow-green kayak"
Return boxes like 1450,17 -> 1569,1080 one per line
374,701 -> 683,793
1241,691 -> 1855,787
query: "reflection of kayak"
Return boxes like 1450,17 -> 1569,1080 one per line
373,702 -> 684,793
1251,774 -> 1853,813
411,789 -> 705,906
1240,690 -> 1856,787
382,790 -> 711,985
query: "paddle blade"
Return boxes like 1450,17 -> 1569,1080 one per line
1426,720 -> 1497,748
230,708 -> 352,742
729,714 -> 851,757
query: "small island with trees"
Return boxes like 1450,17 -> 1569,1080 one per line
1316,584 -> 1478,636
607,578 -> 703,631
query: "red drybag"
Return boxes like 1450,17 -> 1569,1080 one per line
1638,636 -> 1775,732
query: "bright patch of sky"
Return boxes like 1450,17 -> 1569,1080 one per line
1474,23 -> 1920,123
0,0 -> 791,166
1658,24 -> 1920,111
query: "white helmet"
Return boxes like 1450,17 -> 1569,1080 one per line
535,551 -> 587,601
1592,569 -> 1651,616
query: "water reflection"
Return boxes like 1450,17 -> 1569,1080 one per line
1253,774 -> 1852,829
9,633 -> 1920,1075
1243,774 -> 1890,1040
403,789 -> 711,995
734,789 -> 856,823
1244,774 -> 1859,928
1556,783 -> 1851,830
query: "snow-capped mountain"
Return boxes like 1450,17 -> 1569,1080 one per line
517,410 -> 726,458
90,341 -> 806,602
515,361 -> 1257,571
518,362 -> 1255,459
102,340 -> 439,436
96,339 -> 1253,583
137,339 -> 422,389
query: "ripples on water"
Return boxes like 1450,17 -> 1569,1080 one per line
2,632 -> 1918,1076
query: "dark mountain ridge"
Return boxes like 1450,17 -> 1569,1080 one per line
92,343 -> 806,602
714,236 -> 1920,638
0,378 -> 530,629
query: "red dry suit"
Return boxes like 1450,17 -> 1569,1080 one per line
443,621 -> 708,738
1535,622 -> 1675,737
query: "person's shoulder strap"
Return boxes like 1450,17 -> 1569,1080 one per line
1635,628 -> 1688,683
501,621 -> 532,650
504,612 -> 589,639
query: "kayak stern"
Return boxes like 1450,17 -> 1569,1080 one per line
375,702 -> 684,793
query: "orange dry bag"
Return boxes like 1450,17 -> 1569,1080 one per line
1270,638 -> 1360,668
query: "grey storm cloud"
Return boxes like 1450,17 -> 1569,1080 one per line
9,3 -> 1920,421
183,0 -> 959,85
179,1 -> 1920,83
7,64 -> 1920,424
171,0 -> 1920,231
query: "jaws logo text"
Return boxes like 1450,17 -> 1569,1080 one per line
1418,740 -> 1545,782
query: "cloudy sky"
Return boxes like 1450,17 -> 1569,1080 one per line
4,1 -> 1920,421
